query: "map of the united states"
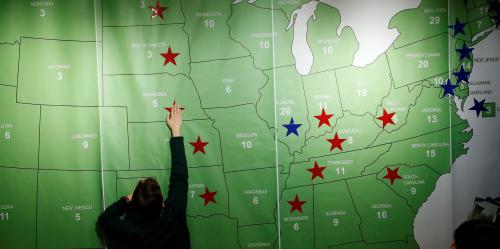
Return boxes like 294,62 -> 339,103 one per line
1,0 -> 498,248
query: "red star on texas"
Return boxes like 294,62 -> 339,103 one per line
149,0 -> 167,20
327,132 -> 346,151
160,47 -> 180,66
288,194 -> 306,213
383,166 -> 402,185
306,161 -> 326,180
314,108 -> 334,127
376,108 -> 395,128
199,186 -> 217,206
164,101 -> 185,112
190,136 -> 209,154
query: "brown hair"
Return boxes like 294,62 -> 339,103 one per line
131,178 -> 163,219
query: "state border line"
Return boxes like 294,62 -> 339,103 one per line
303,122 -> 467,162
0,83 -> 16,87
103,22 -> 185,28
0,164 -> 223,172
20,36 -> 98,43
392,32 -> 448,50
190,54 -> 251,64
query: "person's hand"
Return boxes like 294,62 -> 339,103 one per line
124,194 -> 132,203
166,103 -> 182,137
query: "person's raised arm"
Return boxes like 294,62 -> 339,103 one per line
165,104 -> 188,211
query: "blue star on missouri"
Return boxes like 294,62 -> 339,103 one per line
449,18 -> 467,37
469,98 -> 488,117
453,65 -> 471,84
441,79 -> 459,97
283,117 -> 302,137
456,43 -> 474,61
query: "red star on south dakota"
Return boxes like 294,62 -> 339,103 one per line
190,136 -> 209,154
376,108 -> 395,128
160,47 -> 180,66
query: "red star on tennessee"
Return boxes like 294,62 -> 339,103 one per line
327,132 -> 346,151
189,136 -> 209,154
306,161 -> 326,180
383,166 -> 402,185
376,108 -> 395,128
160,47 -> 180,66
288,194 -> 306,213
314,108 -> 334,127
149,0 -> 167,20
199,186 -> 217,206
164,101 -> 185,112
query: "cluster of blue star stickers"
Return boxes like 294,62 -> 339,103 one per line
282,118 -> 302,137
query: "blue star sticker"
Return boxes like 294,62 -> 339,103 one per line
469,98 -> 488,117
441,79 -> 459,97
453,65 -> 471,84
456,43 -> 474,61
282,117 -> 302,137
449,18 -> 467,37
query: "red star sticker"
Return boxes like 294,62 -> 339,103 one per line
376,108 -> 395,128
327,132 -> 346,151
149,0 -> 167,20
199,186 -> 217,206
314,108 -> 334,127
383,166 -> 402,185
287,194 -> 306,213
164,101 -> 185,112
189,136 -> 209,154
160,47 -> 180,66
306,161 -> 326,180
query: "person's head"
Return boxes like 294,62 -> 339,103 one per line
131,178 -> 163,219
452,219 -> 499,249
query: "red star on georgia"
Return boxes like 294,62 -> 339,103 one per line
326,132 -> 346,151
199,186 -> 217,206
160,47 -> 180,66
383,166 -> 402,185
189,136 -> 209,154
149,0 -> 167,20
314,108 -> 334,127
306,161 -> 326,180
287,194 -> 306,213
376,108 -> 395,128
164,100 -> 185,112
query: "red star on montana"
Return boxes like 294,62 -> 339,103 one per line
149,0 -> 167,20
164,101 -> 185,112
199,186 -> 217,206
327,132 -> 346,151
160,47 -> 180,66
376,108 -> 395,128
314,108 -> 334,127
383,166 -> 402,185
190,136 -> 209,154
306,161 -> 326,180
288,194 -> 306,213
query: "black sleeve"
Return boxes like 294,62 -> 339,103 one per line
98,198 -> 138,242
165,136 -> 189,211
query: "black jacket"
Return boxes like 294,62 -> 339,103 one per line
98,137 -> 190,249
